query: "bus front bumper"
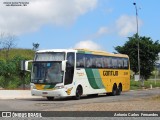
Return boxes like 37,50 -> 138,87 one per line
31,89 -> 68,97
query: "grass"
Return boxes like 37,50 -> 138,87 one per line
130,79 -> 160,90
0,48 -> 35,60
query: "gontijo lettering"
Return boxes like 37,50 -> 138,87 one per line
103,71 -> 118,76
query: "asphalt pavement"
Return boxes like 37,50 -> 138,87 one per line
0,87 -> 159,99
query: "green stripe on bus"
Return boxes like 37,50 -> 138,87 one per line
92,69 -> 104,89
85,69 -> 99,89
85,52 -> 92,54
44,85 -> 55,89
77,51 -> 85,53
77,51 -> 92,54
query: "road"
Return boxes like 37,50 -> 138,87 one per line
0,88 -> 159,111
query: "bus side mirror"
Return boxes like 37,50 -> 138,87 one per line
62,60 -> 67,72
21,60 -> 33,72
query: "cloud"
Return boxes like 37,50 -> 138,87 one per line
96,27 -> 109,36
88,26 -> 110,39
116,15 -> 143,37
0,0 -> 97,35
89,15 -> 143,39
74,40 -> 102,50
91,15 -> 143,38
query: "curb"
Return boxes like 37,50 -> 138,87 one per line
130,87 -> 160,91
0,90 -> 42,99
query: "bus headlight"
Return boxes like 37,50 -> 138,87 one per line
31,85 -> 36,89
55,85 -> 64,89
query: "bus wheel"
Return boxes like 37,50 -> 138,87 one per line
74,86 -> 82,100
111,84 -> 117,96
47,97 -> 54,101
116,84 -> 122,95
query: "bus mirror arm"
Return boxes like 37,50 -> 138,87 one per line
62,60 -> 67,72
21,60 -> 33,72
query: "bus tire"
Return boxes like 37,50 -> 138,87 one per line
47,97 -> 54,101
116,84 -> 122,95
106,93 -> 111,96
74,86 -> 83,100
111,84 -> 117,96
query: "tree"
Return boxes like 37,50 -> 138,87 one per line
0,55 -> 31,89
11,55 -> 28,89
0,59 -> 16,88
115,34 -> 160,86
0,33 -> 17,60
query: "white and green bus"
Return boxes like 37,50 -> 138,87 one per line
24,49 -> 130,100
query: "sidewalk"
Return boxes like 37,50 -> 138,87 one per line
0,90 -> 42,99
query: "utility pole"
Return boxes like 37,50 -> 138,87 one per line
133,2 -> 141,80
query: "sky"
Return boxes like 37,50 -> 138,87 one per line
0,0 -> 160,53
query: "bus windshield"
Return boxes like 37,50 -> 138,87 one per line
35,52 -> 65,61
31,62 -> 63,84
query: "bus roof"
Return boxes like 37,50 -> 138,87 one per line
36,49 -> 77,53
75,49 -> 129,58
36,49 -> 128,58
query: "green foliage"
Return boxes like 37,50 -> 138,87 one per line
0,48 -> 34,61
130,80 -> 160,90
130,80 -> 141,90
0,76 -> 7,88
115,34 -> 160,80
0,49 -> 34,89
0,60 -> 5,75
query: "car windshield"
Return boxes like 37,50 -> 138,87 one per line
31,62 -> 63,84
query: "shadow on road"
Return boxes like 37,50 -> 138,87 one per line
19,93 -> 123,102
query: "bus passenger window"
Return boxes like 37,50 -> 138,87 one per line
118,58 -> 123,69
76,53 -> 85,68
123,58 -> 128,69
85,54 -> 93,68
112,57 -> 118,68
95,56 -> 102,68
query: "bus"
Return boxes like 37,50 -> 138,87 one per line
23,49 -> 130,100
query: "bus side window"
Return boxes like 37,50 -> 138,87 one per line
107,57 -> 112,68
103,57 -> 111,68
91,55 -> 96,68
102,57 -> 106,68
118,58 -> 123,69
112,57 -> 118,68
76,53 -> 85,68
123,58 -> 129,69
95,56 -> 103,68
85,54 -> 92,68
